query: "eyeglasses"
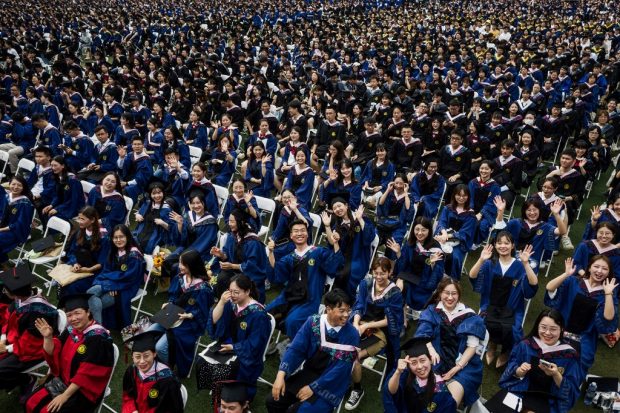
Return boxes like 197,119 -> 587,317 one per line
441,291 -> 459,297
229,290 -> 242,296
538,325 -> 560,334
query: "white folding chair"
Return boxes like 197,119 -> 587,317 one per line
15,157 -> 35,179
189,145 -> 202,165
97,344 -> 120,413
23,309 -> 68,378
81,180 -> 96,201
309,212 -> 322,245
124,195 -> 134,225
257,313 -> 277,386
0,150 -> 9,181
180,384 -> 188,407
29,217 -> 73,292
255,195 -> 276,242
132,254 -> 155,322
369,234 -> 380,265
213,184 -> 230,218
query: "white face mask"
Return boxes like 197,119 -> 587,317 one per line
523,118 -> 534,125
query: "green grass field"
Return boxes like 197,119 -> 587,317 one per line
1,170 -> 619,413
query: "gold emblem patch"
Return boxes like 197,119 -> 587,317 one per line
149,389 -> 159,399
77,344 -> 86,354
536,229 -> 544,235
240,321 -> 247,330
188,298 -> 196,305
563,184 -> 569,189
427,402 -> 437,412
121,264 -> 128,271
456,156 -> 461,162
11,208 -> 17,214
512,279 -> 519,287
308,258 -> 315,266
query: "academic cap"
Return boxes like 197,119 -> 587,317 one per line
150,304 -> 184,329
400,337 -> 431,357
124,330 -> 164,353
58,293 -> 92,312
219,381 -> 251,404
327,191 -> 350,208
0,264 -> 36,295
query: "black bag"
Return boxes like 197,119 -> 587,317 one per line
44,377 -> 68,398
284,256 -> 309,305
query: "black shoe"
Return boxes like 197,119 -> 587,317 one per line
345,388 -> 364,410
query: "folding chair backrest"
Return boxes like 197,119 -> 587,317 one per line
81,180 -> 95,197
180,384 -> 188,407
47,216 -> 72,238
57,309 -> 67,333
255,195 -> 276,229
263,314 -> 277,362
124,196 -> 134,225
309,212 -> 322,244
189,145 -> 202,165
213,184 -> 229,215
16,158 -> 35,180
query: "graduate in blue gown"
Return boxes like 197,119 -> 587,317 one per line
545,255 -> 618,372
184,110 -> 210,151
383,337 -> 457,413
493,197 -> 567,272
266,289 -> 360,413
208,274 -> 271,400
245,119 -> 277,158
117,135 -> 153,204
133,182 -> 176,255
223,179 -> 261,233
410,159 -> 446,219
78,125 -> 119,183
266,220 -> 343,340
359,144 -> 395,207
469,232 -> 538,369
41,157 -> 85,224
283,150 -> 315,211
209,134 -> 238,187
269,189 -> 313,261
377,174 -> 414,258
346,258 -> 403,409
211,210 -> 269,303
145,118 -> 164,166
87,224 -> 145,329
113,113 -> 140,150
149,249 -> 214,379
572,222 -> 620,282
160,148 -> 191,210
388,217 -> 444,312
244,141 -> 274,198
320,159 -> 362,211
158,126 -> 191,171
62,121 -> 95,173
434,184 -> 477,279
323,193 -> 376,299
468,160 -> 501,244
415,278 -> 487,408
60,206 -> 110,297
582,195 -> 620,242
87,172 -> 127,233
0,176 -> 35,263
497,309 -> 581,413
187,162 -> 221,217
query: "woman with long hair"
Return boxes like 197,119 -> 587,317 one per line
243,141 -> 274,198
573,222 -> 620,279
321,158 -> 362,210
360,143 -> 396,209
468,160 -> 501,245
0,175 -> 35,263
133,181 -> 176,254
223,179 -> 260,233
41,155 -> 85,224
282,149 -> 315,211
87,171 -> 127,233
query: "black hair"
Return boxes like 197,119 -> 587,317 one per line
407,216 -> 434,248
527,308 -> 565,339
10,175 -> 33,201
179,249 -> 209,281
109,224 -> 140,263
323,288 -> 351,308
450,184 -> 470,209
230,274 -> 259,300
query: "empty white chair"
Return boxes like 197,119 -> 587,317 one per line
124,195 -> 134,225
189,145 -> 202,165
29,216 -> 73,293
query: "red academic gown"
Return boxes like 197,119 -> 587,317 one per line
25,322 -> 114,413
121,362 -> 184,413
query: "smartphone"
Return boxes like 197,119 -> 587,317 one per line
539,359 -> 553,368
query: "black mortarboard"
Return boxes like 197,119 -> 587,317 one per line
58,293 -> 92,312
0,264 -> 35,295
327,191 -> 350,208
31,235 -> 56,253
400,337 -> 431,357
124,330 -> 163,352
150,304 -> 184,329
219,381 -> 250,404
484,389 -> 554,413
397,271 -> 422,286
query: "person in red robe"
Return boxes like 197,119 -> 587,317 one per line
121,331 -> 184,413
25,294 -> 114,413
0,265 -> 58,392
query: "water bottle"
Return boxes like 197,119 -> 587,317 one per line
584,382 -> 597,406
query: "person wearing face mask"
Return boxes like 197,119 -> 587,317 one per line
483,309 -> 581,413
266,289 -> 359,413
414,278 -> 486,408
383,337 -> 456,413
469,231 -> 538,369
24,294 -> 112,413
86,171 -> 127,233
122,331 -> 184,413
204,274 -> 271,400
545,256 -> 618,372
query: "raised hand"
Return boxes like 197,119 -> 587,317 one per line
549,199 -> 564,215
479,244 -> 494,261
321,211 -> 332,226
493,195 -> 506,212
354,205 -> 365,221
519,244 -> 534,264
35,318 -> 54,339
429,251 -> 443,264
386,238 -> 401,255
564,257 -> 576,275
603,278 -> 618,296
591,205 -> 602,222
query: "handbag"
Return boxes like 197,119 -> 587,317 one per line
44,377 -> 68,398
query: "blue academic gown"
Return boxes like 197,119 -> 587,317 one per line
395,241 -> 445,310
330,218 -> 376,298
382,371 -> 457,413
38,124 -> 62,156
320,180 -> 362,211
573,240 -> 620,283
133,201 -> 175,254
114,127 -> 140,150
415,303 -> 487,407
218,233 -> 268,303
495,219 -> 557,272
266,246 -> 344,338
359,160 -> 395,194
435,206 -> 476,279
284,166 -> 315,211
411,172 -> 446,219
582,209 -> 620,242
92,141 -> 120,177
473,258 -> 538,346
160,166 -> 191,210
120,153 -> 154,203
146,130 -> 164,165
26,165 -> 55,204
186,180 -> 220,218
87,187 -> 127,233
223,195 -> 260,233
166,275 -> 214,378
377,192 -> 414,255
61,229 -> 111,296
184,122 -> 210,150
544,276 -> 618,371
244,158 -> 274,198
95,248 -> 145,329
246,132 -> 277,158
171,211 -> 218,261
64,135 -> 95,173
0,194 -> 35,262
499,337 -> 581,413
210,148 -> 237,187
468,178 -> 501,244
278,314 -> 359,411
351,279 -> 403,370
208,301 -> 271,400
271,206 -> 313,260
49,175 -> 85,222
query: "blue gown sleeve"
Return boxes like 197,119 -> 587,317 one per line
279,316 -> 314,375
95,254 -> 144,292
232,310 -> 271,367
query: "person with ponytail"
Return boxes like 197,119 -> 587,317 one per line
383,337 -> 456,413
204,274 -> 271,400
